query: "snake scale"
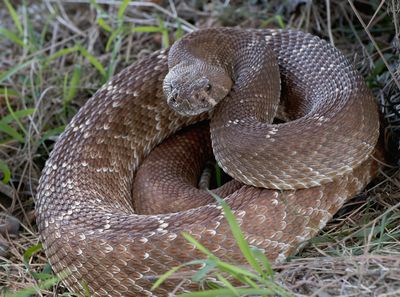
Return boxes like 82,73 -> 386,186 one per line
35,28 -> 380,296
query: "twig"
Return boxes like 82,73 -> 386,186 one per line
366,0 -> 386,29
325,0 -> 335,46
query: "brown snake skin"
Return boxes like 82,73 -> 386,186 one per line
35,28 -> 380,296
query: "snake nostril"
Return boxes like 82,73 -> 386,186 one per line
169,93 -> 178,104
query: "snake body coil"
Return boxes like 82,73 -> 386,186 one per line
36,28 -> 380,296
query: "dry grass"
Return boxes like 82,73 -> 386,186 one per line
0,0 -> 399,296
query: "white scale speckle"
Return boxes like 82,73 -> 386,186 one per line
159,222 -> 169,229
167,233 -> 177,241
205,229 -> 216,236
139,237 -> 148,244
269,127 -> 278,135
256,215 -> 266,224
111,265 -> 121,274
235,210 -> 246,218
207,97 -> 217,106
112,101 -> 121,108
157,229 -> 168,235
103,244 -> 113,253
276,251 -> 288,263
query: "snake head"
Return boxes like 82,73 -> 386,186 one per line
163,63 -> 232,116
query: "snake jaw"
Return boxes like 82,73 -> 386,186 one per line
166,86 -> 225,116
165,82 -> 232,116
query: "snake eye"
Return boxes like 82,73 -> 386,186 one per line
205,84 -> 212,92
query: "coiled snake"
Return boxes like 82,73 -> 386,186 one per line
35,28 -> 380,296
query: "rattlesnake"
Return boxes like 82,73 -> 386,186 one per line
35,28 -> 380,296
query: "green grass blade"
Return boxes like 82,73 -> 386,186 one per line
0,108 -> 35,124
175,22 -> 184,40
0,160 -> 11,183
30,272 -> 56,281
107,33 -> 122,78
0,88 -> 18,97
98,18 -> 112,32
3,0 -> 23,35
158,18 -> 169,48
214,164 -> 222,187
4,276 -> 59,297
77,45 -> 107,78
105,26 -> 123,52
208,191 -> 263,275
117,0 -> 130,21
182,232 -> 216,259
40,125 -> 66,144
151,259 -> 211,290
215,273 -> 239,296
215,261 -> 260,282
275,15 -> 286,29
42,263 -> 53,275
89,0 -> 104,12
48,46 -> 80,61
64,64 -> 81,105
239,275 -> 260,289
250,247 -> 274,278
178,287 -> 276,297
49,46 -> 106,78
162,29 -> 169,48
151,264 -> 185,290
23,243 -> 43,269
4,92 -> 29,138
131,26 -> 165,33
0,60 -> 33,84
217,261 -> 290,296
261,15 -> 286,29
0,27 -> 25,47
0,122 -> 24,142
192,260 -> 217,282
